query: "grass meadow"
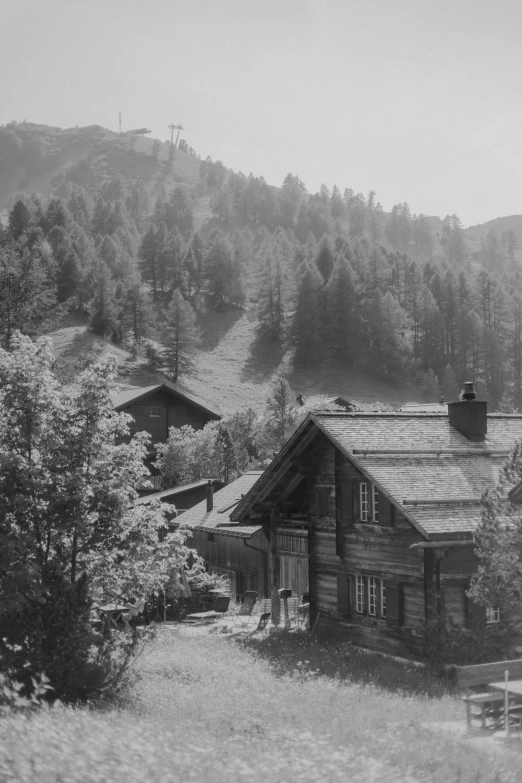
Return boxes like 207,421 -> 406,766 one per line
2,629 -> 522,782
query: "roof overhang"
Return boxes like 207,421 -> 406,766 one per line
113,383 -> 221,421
230,414 -> 318,522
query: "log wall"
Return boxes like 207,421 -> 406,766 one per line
188,528 -> 269,598
307,436 -> 429,656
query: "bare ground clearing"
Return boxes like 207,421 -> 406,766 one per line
46,308 -> 419,416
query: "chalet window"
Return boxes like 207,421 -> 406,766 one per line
354,574 -> 387,620
486,606 -> 500,624
360,483 -> 369,521
373,487 -> 379,523
148,407 -> 162,418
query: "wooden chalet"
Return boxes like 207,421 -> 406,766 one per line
110,383 -> 221,491
179,472 -> 271,601
230,386 -> 522,658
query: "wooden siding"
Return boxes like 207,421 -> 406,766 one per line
260,431 -> 483,658
189,528 -> 269,598
304,436 -> 428,656
123,391 -> 211,446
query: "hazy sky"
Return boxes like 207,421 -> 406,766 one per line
2,0 -> 522,226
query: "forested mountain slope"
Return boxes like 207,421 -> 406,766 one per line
1,120 -> 522,413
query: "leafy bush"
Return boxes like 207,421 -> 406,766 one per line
1,571 -> 153,703
422,616 -> 516,670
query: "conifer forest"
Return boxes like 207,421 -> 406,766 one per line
1,121 -> 521,410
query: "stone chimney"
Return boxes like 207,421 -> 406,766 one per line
206,480 -> 214,512
447,382 -> 487,441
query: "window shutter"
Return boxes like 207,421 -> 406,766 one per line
336,480 -> 352,556
378,494 -> 393,527
353,482 -> 360,522
337,574 -> 350,617
341,481 -> 353,525
316,487 -> 330,516
384,580 -> 403,626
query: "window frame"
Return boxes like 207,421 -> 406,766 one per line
368,576 -> 378,616
373,486 -> 379,523
355,575 -> 365,614
360,482 -> 369,522
148,406 -> 162,418
486,606 -> 500,624
354,574 -> 386,619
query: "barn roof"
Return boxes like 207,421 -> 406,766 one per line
179,472 -> 264,538
231,412 -> 522,540
133,479 -> 220,507
109,383 -> 221,421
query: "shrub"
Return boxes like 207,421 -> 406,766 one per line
0,571 -> 152,703
422,616 -> 515,670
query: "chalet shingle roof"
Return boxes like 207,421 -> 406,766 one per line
109,383 -> 221,420
408,505 -> 481,536
316,413 -> 522,537
314,412 -> 522,452
231,412 -> 522,540
179,472 -> 264,538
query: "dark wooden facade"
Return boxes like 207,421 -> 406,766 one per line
111,384 -> 221,491
179,472 -> 271,602
188,526 -> 269,601
112,384 -> 220,445
306,434 -> 476,657
231,410 -> 522,658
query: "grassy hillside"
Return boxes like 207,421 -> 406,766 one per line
2,631 -> 518,783
47,308 -> 419,416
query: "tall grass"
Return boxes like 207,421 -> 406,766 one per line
1,631 -> 521,782
242,627 -> 455,698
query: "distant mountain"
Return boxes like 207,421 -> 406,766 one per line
465,214 -> 522,245
0,121 -> 202,217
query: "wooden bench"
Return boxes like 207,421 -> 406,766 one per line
455,659 -> 522,731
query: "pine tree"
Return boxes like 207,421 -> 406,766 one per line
8,197 -> 32,240
163,186 -> 194,239
292,260 -> 324,366
189,231 -> 205,293
90,260 -> 119,338
254,375 -> 301,458
120,276 -> 154,344
0,244 -> 60,348
324,254 -> 358,363
204,230 -> 244,306
257,237 -> 288,341
314,236 -> 335,282
441,363 -> 459,401
161,289 -> 201,382
139,223 -> 160,300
